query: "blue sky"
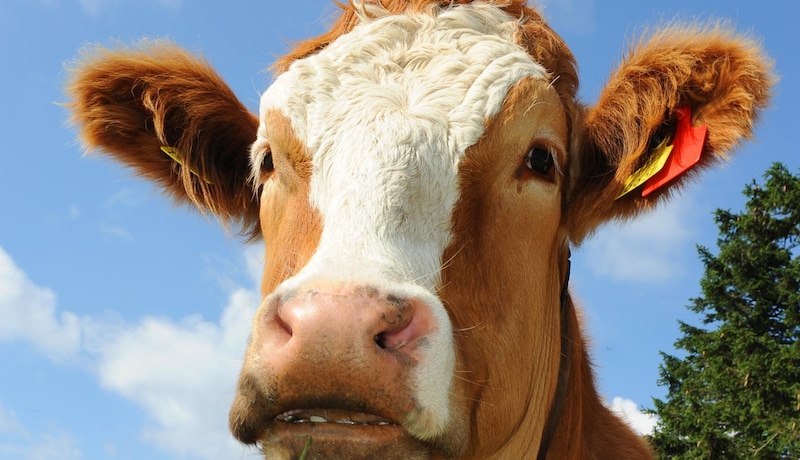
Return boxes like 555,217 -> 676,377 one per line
0,0 -> 797,459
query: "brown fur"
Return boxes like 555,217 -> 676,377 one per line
65,1 -> 773,459
568,24 -> 774,243
255,111 -> 324,295
65,41 -> 261,239
440,78 -> 654,459
440,78 -> 568,458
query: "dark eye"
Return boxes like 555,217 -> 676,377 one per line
525,147 -> 556,178
255,151 -> 275,186
261,152 -> 274,172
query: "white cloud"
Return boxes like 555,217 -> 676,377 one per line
0,403 -> 82,460
0,432 -> 83,460
98,223 -> 133,242
94,289 -> 259,458
98,188 -> 144,242
580,197 -> 697,283
46,206 -> 81,224
103,187 -> 146,209
0,245 -> 261,459
609,397 -> 658,436
0,248 -> 82,362
0,405 -> 26,437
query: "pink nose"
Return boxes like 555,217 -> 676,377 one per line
270,284 -> 433,360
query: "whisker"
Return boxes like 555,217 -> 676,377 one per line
452,323 -> 485,333
452,374 -> 491,386
440,243 -> 466,272
450,391 -> 494,407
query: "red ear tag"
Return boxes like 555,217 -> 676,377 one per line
641,106 -> 707,197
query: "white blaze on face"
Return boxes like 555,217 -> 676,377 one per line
253,3 -> 550,435
257,4 -> 548,290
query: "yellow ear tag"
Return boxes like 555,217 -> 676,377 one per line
160,146 -> 212,184
616,137 -> 673,199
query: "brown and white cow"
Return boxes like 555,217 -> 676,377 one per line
65,1 -> 772,458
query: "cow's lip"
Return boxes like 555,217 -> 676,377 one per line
274,408 -> 398,426
266,409 -> 421,458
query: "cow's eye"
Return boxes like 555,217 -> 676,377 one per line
256,151 -> 275,186
525,147 -> 555,178
261,152 -> 274,173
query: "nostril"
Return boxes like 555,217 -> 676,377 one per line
374,331 -> 406,350
374,313 -> 425,351
276,311 -> 293,337
374,333 -> 389,349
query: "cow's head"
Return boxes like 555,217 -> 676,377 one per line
66,1 -> 772,459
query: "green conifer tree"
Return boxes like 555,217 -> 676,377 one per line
649,163 -> 800,459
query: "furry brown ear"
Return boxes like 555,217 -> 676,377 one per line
566,24 -> 774,244
65,40 -> 260,238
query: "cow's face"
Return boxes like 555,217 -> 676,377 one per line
66,0 -> 771,458
228,5 -> 570,459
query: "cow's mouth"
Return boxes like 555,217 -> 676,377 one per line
275,408 -> 398,426
265,408 -> 427,459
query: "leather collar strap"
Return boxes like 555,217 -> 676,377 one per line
536,247 -> 572,460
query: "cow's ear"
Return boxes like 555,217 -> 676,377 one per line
66,40 -> 261,238
565,24 -> 773,244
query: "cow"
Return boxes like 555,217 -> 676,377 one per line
65,1 -> 773,458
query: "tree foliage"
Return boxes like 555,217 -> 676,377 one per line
649,163 -> 800,459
